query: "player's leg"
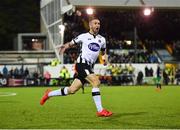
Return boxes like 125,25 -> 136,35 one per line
156,77 -> 161,91
157,77 -> 161,89
86,74 -> 112,117
156,83 -> 158,88
86,74 -> 102,111
159,77 -> 162,89
159,84 -> 162,89
40,78 -> 82,105
82,85 -> 85,94
68,78 -> 83,94
157,83 -> 160,89
155,77 -> 158,88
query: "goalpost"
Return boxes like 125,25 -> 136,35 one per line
40,0 -> 74,64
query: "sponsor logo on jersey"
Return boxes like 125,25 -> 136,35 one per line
88,43 -> 100,52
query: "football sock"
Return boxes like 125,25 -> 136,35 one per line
92,87 -> 103,112
48,87 -> 69,97
160,84 -> 161,89
156,85 -> 158,88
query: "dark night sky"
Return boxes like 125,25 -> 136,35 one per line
1,1 -> 180,51
0,0 -> 40,50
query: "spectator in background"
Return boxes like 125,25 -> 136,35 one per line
59,66 -> 71,86
33,70 -> 39,85
145,66 -> 149,77
14,67 -> 19,78
175,69 -> 180,85
0,72 -> 6,86
20,65 -> 24,78
150,67 -> 154,77
3,65 -> 8,78
9,67 -> 14,78
163,69 -> 169,85
155,65 -> 162,91
51,58 -> 60,67
44,71 -> 51,86
149,53 -> 158,63
137,71 -> 144,85
24,67 -> 30,78
127,64 -> 135,74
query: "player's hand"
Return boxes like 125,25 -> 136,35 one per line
103,60 -> 107,66
58,45 -> 66,54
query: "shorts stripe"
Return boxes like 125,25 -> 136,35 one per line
85,69 -> 90,75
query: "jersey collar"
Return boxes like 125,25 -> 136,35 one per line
88,32 -> 98,38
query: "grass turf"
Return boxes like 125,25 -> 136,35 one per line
0,86 -> 180,129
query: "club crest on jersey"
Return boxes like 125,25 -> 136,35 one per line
88,43 -> 100,52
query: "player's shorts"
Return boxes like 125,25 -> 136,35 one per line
74,63 -> 94,84
155,76 -> 161,84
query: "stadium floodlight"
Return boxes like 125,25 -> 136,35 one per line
32,39 -> 35,42
143,7 -> 153,16
32,38 -> 38,42
125,40 -> 132,45
58,24 -> 65,34
86,7 -> 94,15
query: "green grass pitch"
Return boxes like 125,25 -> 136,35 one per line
0,86 -> 180,129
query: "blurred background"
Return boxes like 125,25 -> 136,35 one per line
0,0 -> 180,87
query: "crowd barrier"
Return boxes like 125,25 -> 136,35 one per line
0,78 -> 74,87
0,75 -> 142,87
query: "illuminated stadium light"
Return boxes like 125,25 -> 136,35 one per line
125,40 -> 132,45
32,39 -> 35,42
32,39 -> 38,42
86,7 -> 94,15
143,7 -> 153,16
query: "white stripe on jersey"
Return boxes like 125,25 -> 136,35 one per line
71,32 -> 106,64
85,69 -> 90,75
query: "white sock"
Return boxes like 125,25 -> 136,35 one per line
48,87 -> 69,97
92,87 -> 103,112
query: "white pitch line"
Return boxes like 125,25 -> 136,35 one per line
0,92 -> 17,97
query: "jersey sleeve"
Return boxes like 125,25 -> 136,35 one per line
71,34 -> 83,45
101,37 -> 106,51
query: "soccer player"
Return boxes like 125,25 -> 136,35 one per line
156,64 -> 162,91
40,17 -> 113,117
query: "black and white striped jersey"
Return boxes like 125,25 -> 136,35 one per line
71,32 -> 106,64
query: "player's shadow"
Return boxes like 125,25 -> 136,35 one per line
101,112 -> 179,128
103,112 -> 147,121
117,112 -> 147,118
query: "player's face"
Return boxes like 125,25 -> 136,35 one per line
89,19 -> 100,35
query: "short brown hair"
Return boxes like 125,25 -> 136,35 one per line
88,16 -> 99,22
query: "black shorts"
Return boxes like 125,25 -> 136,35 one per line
74,63 -> 94,84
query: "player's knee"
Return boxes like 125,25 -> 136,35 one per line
92,79 -> 101,87
68,87 -> 78,94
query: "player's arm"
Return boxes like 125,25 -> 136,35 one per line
101,37 -> 108,65
58,34 -> 82,54
101,49 -> 108,65
58,41 -> 76,54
